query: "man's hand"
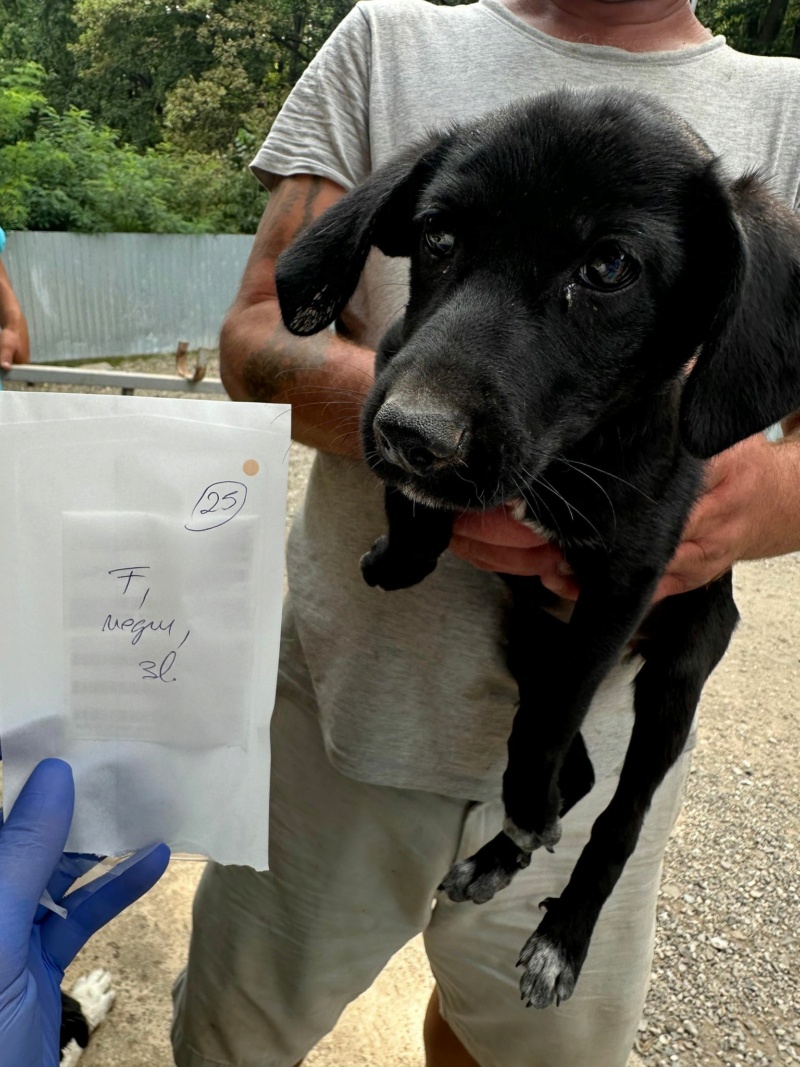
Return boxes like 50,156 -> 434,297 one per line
0,259 -> 30,369
655,433 -> 798,599
449,507 -> 579,599
0,326 -> 27,369
449,435 -> 800,602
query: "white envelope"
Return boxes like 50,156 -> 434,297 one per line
0,392 -> 290,869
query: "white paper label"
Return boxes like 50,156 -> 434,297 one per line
63,511 -> 256,748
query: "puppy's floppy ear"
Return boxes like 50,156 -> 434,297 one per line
680,172 -> 800,458
275,135 -> 443,337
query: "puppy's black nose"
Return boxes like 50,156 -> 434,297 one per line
373,404 -> 467,475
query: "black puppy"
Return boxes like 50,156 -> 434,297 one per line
275,88 -> 800,1009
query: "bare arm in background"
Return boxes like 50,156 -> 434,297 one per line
0,259 -> 30,369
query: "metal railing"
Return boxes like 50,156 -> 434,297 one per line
1,363 -> 227,396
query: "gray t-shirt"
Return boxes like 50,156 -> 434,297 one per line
253,0 -> 800,801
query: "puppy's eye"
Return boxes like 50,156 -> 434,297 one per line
423,218 -> 455,257
578,243 -> 639,291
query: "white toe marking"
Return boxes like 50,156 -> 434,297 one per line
445,858 -> 476,885
529,940 -> 567,989
70,968 -> 116,1030
60,1039 -> 83,1067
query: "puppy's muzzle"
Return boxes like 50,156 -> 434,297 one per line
373,402 -> 468,476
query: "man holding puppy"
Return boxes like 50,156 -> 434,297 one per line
172,2 -> 800,1066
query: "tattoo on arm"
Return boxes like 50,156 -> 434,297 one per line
254,176 -> 328,263
243,323 -> 330,404
236,174 -> 351,405
301,176 -> 323,231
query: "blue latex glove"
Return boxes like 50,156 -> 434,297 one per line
0,759 -> 170,1067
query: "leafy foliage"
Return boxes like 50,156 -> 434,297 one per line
0,63 -> 265,232
697,0 -> 800,56
70,0 -> 354,152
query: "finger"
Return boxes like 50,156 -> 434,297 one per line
38,853 -> 105,921
449,536 -> 580,598
452,507 -> 547,548
0,327 -> 18,369
450,534 -> 556,575
698,456 -> 726,493
679,484 -> 724,542
652,572 -> 691,602
41,842 -> 170,971
655,535 -> 727,601
539,570 -> 580,601
0,760 -> 74,910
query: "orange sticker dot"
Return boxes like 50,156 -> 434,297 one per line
242,459 -> 260,476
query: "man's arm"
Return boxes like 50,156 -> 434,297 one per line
655,431 -> 800,599
220,174 -> 375,459
0,259 -> 30,368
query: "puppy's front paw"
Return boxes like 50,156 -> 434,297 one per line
439,831 -> 530,905
439,857 -> 515,905
360,536 -> 438,590
518,932 -> 577,1009
517,901 -> 587,1009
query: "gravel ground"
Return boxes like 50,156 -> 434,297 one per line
3,356 -> 798,1066
635,554 -> 800,1067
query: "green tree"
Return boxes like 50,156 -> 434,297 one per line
71,0 -> 355,156
697,0 -> 800,56
1,1 -> 82,113
0,1 -> 36,65
70,0 -> 210,149
0,63 -> 265,232
28,0 -> 82,112
0,61 -> 47,228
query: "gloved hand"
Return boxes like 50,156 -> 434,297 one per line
0,759 -> 170,1067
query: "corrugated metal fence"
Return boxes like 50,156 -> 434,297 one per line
2,231 -> 253,363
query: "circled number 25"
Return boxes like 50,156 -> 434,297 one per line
185,481 -> 247,531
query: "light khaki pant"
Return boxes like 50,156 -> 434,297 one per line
172,680 -> 691,1067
